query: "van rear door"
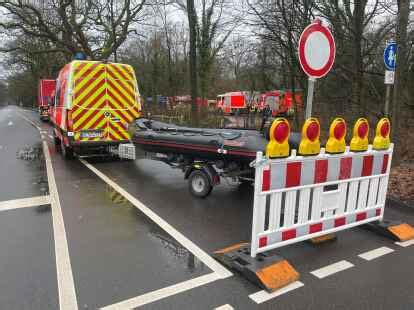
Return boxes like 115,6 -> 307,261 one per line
71,61 -> 140,142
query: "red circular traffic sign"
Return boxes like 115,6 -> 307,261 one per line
298,21 -> 335,78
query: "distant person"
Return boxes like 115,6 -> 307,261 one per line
260,104 -> 272,132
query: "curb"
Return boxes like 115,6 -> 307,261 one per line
387,196 -> 414,210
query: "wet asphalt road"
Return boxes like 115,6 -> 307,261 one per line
1,105 -> 414,310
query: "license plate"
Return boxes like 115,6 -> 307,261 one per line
81,131 -> 103,138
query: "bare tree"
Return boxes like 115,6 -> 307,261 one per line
391,0 -> 410,159
0,0 -> 147,60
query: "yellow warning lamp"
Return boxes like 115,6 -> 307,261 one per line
373,118 -> 391,150
326,118 -> 347,154
350,118 -> 369,152
299,118 -> 321,156
266,118 -> 290,158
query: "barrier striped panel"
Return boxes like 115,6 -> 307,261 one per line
258,207 -> 382,250
71,61 -> 141,142
250,145 -> 394,257
262,151 -> 390,192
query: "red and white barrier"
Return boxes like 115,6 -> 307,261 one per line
250,144 -> 393,257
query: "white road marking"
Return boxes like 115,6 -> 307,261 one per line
19,109 -> 78,309
43,141 -> 78,310
358,246 -> 394,261
0,195 -> 51,211
18,113 -> 41,131
310,260 -> 354,279
248,281 -> 304,304
101,273 -> 220,309
80,158 -> 232,279
395,239 -> 414,247
215,304 -> 234,310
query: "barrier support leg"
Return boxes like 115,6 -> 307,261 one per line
364,220 -> 414,242
310,233 -> 337,244
213,243 -> 299,292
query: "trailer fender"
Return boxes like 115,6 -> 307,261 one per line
184,164 -> 220,186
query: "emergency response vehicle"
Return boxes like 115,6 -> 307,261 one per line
51,60 -> 141,159
257,90 -> 303,116
38,79 -> 56,121
217,92 -> 246,114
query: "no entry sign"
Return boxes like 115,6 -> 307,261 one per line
298,21 -> 335,79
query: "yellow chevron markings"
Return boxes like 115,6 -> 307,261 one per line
116,64 -> 134,81
107,86 -> 132,110
107,65 -> 135,95
107,77 -> 136,108
73,67 -> 105,98
72,85 -> 105,118
72,74 -> 106,109
111,119 -> 129,139
73,95 -> 106,129
73,62 -> 92,80
81,109 -> 106,131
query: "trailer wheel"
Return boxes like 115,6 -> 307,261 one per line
61,139 -> 74,160
188,170 -> 212,198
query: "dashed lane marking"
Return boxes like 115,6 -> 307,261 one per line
79,158 -> 232,279
248,281 -> 304,304
101,273 -> 221,309
358,246 -> 394,261
0,195 -> 51,211
395,239 -> 414,247
215,304 -> 234,310
310,260 -> 354,279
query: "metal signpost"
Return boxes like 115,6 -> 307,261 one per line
298,20 -> 336,119
383,42 -> 396,116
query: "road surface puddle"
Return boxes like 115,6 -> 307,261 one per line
16,143 -> 49,196
150,230 -> 205,273
103,183 -> 205,273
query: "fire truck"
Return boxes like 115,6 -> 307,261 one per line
51,60 -> 141,159
257,90 -> 303,116
216,92 -> 246,114
38,79 -> 56,121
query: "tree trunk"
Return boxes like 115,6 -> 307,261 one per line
391,0 -> 410,164
187,0 -> 199,125
352,0 -> 367,114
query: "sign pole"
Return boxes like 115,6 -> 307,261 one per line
305,78 -> 315,119
384,85 -> 391,116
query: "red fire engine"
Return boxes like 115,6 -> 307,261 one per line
257,90 -> 303,116
216,92 -> 246,114
38,79 -> 56,121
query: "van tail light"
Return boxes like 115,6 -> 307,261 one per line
67,111 -> 73,131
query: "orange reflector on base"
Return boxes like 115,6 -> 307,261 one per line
388,223 -> 414,241
213,243 -> 300,292
214,242 -> 249,255
310,233 -> 337,244
255,260 -> 299,292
